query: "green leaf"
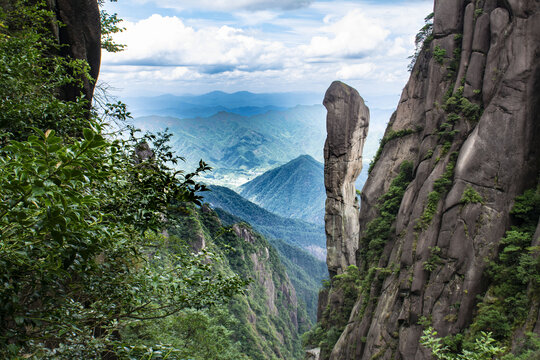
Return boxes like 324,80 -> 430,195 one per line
83,128 -> 95,141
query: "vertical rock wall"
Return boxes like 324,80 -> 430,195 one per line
323,81 -> 369,277
320,1 -> 540,359
50,0 -> 101,103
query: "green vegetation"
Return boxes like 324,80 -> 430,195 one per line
443,86 -> 482,124
126,206 -> 307,360
361,161 -> 415,264
267,238 -> 329,323
460,185 -> 484,205
302,265 -> 361,358
0,2 -> 256,358
422,185 -> 540,359
423,246 -> 443,272
207,191 -> 327,323
422,329 -> 540,360
433,45 -> 447,65
474,8 -> 484,19
368,129 -> 418,174
421,327 -> 506,360
471,186 -> 540,341
417,152 -> 458,230
408,12 -> 434,71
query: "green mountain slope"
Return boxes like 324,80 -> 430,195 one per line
201,186 -> 328,322
202,185 -> 326,253
240,155 -> 325,225
123,203 -> 309,359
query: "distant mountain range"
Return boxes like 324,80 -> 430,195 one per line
201,185 -> 326,261
132,105 -> 327,186
240,155 -> 326,224
125,91 -> 323,118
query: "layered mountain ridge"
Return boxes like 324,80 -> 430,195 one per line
311,1 -> 540,359
240,155 -> 326,225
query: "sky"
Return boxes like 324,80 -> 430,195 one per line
100,0 -> 433,109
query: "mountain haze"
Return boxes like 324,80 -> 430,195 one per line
240,155 -> 326,225
125,91 -> 322,118
133,105 -> 327,185
202,185 -> 326,257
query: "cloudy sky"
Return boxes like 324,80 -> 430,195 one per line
100,0 -> 433,108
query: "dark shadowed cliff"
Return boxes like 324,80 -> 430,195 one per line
310,0 -> 540,359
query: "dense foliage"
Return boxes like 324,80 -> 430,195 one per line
303,265 -> 361,358
129,204 -> 307,360
0,1 -> 247,358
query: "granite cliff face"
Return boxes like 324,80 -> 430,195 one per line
315,1 -> 540,359
51,0 -> 101,103
323,81 -> 369,277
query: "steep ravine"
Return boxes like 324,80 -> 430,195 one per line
311,0 -> 540,359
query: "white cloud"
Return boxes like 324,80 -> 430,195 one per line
234,10 -> 279,26
387,37 -> 408,57
336,63 -> 375,79
302,9 -> 390,60
103,15 -> 286,72
132,0 -> 312,11
100,0 -> 434,103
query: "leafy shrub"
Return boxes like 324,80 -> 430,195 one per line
469,185 -> 540,346
460,185 -> 484,205
417,153 -> 457,230
0,2 -> 248,357
421,327 -> 506,360
433,45 -> 447,65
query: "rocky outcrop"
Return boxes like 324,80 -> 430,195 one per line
319,1 -> 540,359
323,81 -> 369,277
0,0 -> 100,104
51,0 -> 101,103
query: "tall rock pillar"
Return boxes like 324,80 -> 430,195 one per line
323,81 -> 369,277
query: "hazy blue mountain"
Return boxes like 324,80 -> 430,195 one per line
128,91 -> 393,188
132,105 -> 327,186
201,185 -> 326,260
200,185 -> 328,321
239,155 -> 325,225
125,91 -> 322,118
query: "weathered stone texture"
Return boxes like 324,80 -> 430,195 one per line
323,81 -> 369,276
323,1 -> 540,359
53,0 -> 101,103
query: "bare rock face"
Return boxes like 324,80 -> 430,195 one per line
52,0 -> 101,103
318,1 -> 540,359
323,81 -> 369,277
305,348 -> 321,360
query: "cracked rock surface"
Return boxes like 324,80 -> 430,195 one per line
320,1 -> 540,359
